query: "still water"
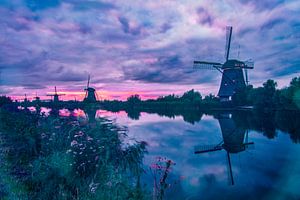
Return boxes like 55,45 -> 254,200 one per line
1,107 -> 300,199
96,110 -> 300,200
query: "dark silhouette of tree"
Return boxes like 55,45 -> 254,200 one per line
0,96 -> 12,107
127,94 -> 142,104
232,85 -> 253,106
180,89 -> 202,102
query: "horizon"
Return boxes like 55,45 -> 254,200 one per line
0,0 -> 299,101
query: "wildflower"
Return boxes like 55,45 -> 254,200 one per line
89,181 -> 99,193
66,149 -> 72,153
87,136 -> 93,141
71,140 -> 78,147
74,131 -> 84,138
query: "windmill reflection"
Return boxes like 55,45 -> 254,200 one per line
195,113 -> 254,185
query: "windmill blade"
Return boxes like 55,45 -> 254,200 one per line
244,69 -> 249,85
225,26 -> 233,61
194,144 -> 223,154
243,131 -> 255,149
226,152 -> 234,185
95,91 -> 100,101
193,61 -> 222,70
84,89 -> 88,98
87,75 -> 90,88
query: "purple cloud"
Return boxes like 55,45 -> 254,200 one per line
0,0 -> 299,99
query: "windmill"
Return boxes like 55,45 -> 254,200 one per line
34,92 -> 41,103
194,113 -> 254,185
193,26 -> 254,101
24,93 -> 28,103
47,86 -> 65,103
83,75 -> 97,103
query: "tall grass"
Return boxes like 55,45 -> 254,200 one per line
0,108 -> 148,199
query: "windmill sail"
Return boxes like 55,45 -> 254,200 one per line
87,75 -> 90,88
225,26 -> 233,61
194,144 -> 223,154
193,61 -> 222,70
226,152 -> 234,185
85,75 -> 90,98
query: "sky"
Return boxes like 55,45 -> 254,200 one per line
0,0 -> 299,101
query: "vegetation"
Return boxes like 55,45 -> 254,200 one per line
101,77 -> 300,113
233,77 -> 300,110
0,96 -> 12,107
0,108 -> 148,199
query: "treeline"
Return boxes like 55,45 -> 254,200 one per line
232,77 -> 300,110
1,76 -> 299,111
101,90 -> 221,114
102,76 -> 300,111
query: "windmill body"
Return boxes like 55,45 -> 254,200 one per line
218,113 -> 248,153
218,60 -> 247,101
84,87 -> 97,102
194,27 -> 254,101
194,113 -> 254,185
47,86 -> 65,103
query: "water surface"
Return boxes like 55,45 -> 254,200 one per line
1,107 -> 300,199
96,110 -> 300,200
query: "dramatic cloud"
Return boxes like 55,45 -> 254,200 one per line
0,0 -> 299,100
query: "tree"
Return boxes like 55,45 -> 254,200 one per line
0,96 -> 13,107
180,89 -> 202,102
127,94 -> 141,104
252,79 -> 278,110
232,85 -> 253,106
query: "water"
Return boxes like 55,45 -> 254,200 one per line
96,110 -> 300,200
1,107 -> 300,199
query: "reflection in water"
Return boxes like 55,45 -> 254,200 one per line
195,113 -> 254,185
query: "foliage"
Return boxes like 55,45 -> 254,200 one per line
127,95 -> 142,104
150,157 -> 176,200
0,109 -> 148,200
233,76 -> 300,110
180,89 -> 202,102
0,96 -> 13,107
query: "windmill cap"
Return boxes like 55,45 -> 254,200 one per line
222,59 -> 245,69
85,87 -> 96,91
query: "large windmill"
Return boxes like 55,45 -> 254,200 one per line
83,75 -> 97,103
193,26 -> 254,101
47,86 -> 65,103
194,113 -> 254,185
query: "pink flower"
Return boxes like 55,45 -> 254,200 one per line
71,140 -> 78,147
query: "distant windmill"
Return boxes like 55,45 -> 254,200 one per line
24,93 -> 29,103
47,86 -> 65,103
34,92 -> 40,102
84,75 -> 97,103
194,113 -> 254,185
193,26 -> 254,101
